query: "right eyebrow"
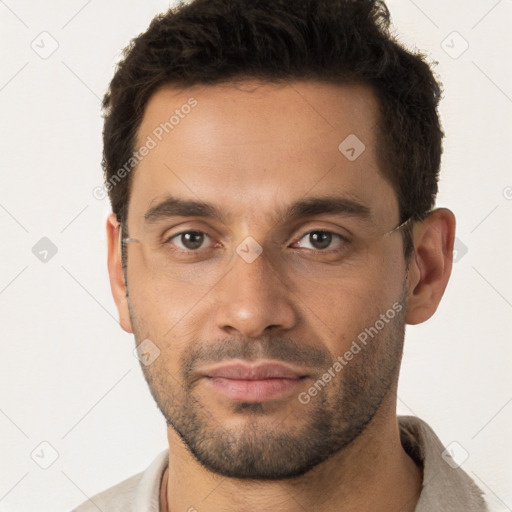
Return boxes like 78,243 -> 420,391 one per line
144,196 -> 229,224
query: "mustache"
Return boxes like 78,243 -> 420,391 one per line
181,336 -> 332,383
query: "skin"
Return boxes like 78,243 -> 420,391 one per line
106,80 -> 455,512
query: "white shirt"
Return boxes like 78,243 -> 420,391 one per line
71,415 -> 491,511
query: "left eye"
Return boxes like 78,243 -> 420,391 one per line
294,231 -> 345,250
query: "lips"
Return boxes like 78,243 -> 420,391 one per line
202,361 -> 308,380
201,361 -> 308,402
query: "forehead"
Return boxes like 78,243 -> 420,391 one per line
128,80 -> 397,227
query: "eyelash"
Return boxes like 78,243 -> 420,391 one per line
163,229 -> 349,256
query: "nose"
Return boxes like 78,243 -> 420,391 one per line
213,248 -> 298,338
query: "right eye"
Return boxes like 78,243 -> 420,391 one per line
166,231 -> 214,252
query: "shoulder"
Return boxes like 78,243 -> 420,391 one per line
71,472 -> 143,512
70,449 -> 169,512
398,415 -> 489,512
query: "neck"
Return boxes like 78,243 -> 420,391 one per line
160,401 -> 422,512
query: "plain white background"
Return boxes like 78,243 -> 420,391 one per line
0,0 -> 511,510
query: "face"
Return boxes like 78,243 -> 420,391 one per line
120,80 -> 410,479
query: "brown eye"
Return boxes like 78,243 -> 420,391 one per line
169,231 -> 211,251
309,232 -> 332,250
295,231 -> 345,251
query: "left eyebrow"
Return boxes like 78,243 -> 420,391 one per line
143,194 -> 372,225
277,195 -> 372,224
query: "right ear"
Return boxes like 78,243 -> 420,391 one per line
106,213 -> 133,333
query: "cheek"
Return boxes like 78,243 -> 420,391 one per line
299,262 -> 403,351
127,271 -> 201,345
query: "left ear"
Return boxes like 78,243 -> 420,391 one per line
405,208 -> 456,325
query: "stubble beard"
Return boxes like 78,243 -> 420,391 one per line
128,287 -> 407,480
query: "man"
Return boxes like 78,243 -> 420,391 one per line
74,0 -> 490,510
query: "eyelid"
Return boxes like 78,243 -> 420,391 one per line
161,221 -> 225,243
288,221 -> 352,243
281,217 -> 353,238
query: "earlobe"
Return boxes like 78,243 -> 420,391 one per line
405,208 -> 456,325
106,213 -> 134,333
